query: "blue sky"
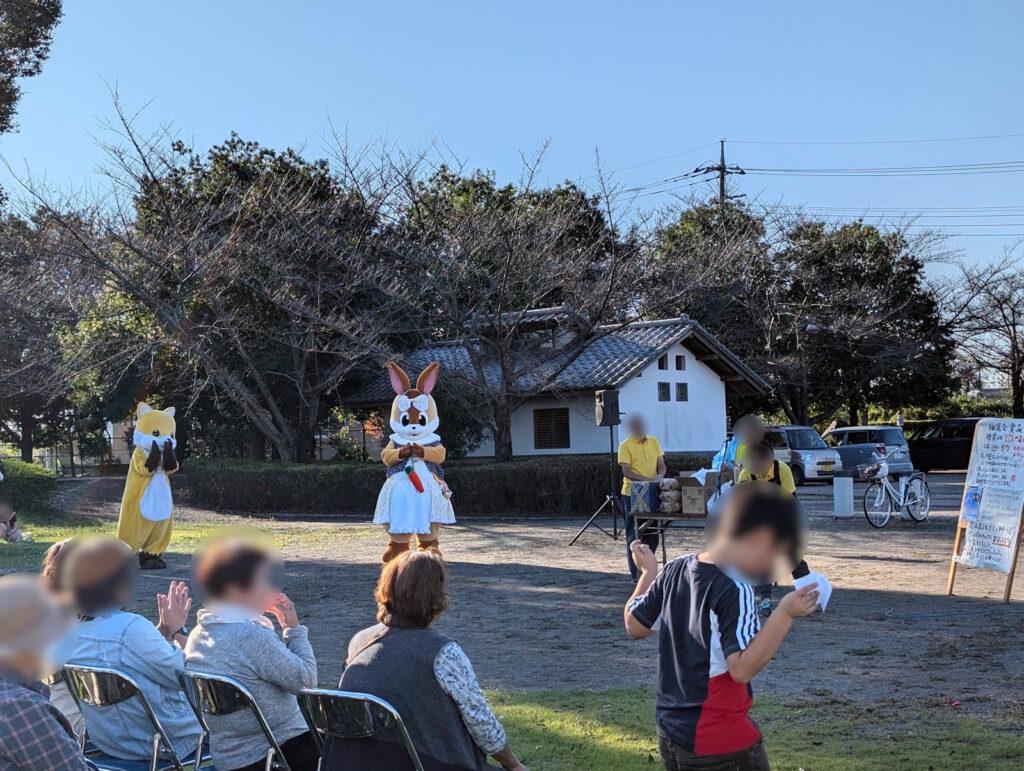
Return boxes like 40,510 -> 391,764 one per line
3,1 -> 1023,264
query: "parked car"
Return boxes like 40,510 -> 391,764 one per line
822,425 -> 913,477
763,425 -> 842,485
905,418 -> 980,472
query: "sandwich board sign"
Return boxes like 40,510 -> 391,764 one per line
946,418 -> 1024,602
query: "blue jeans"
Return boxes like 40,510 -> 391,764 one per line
624,495 -> 660,580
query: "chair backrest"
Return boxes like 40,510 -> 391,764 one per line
178,671 -> 289,771
297,688 -> 424,771
62,664 -> 185,771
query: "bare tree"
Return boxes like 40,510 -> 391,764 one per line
389,153 -> 732,461
947,250 -> 1024,417
15,97 -> 413,462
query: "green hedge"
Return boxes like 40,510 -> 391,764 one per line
1,460 -> 58,511
176,452 -> 716,517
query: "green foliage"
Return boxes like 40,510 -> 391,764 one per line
867,393 -> 1013,425
652,203 -> 955,424
0,1 -> 62,136
0,458 -> 56,509
176,453 -> 714,515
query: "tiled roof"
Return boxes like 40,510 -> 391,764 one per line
344,317 -> 769,404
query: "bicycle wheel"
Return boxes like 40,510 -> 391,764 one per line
863,480 -> 892,528
904,474 -> 931,522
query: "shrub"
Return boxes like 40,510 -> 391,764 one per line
175,452 -> 715,517
1,460 -> 58,511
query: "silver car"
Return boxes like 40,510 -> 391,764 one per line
764,425 -> 842,485
822,425 -> 914,477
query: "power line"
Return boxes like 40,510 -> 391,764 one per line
730,131 -> 1024,146
788,204 -> 1024,213
745,160 -> 1024,177
609,141 -> 718,174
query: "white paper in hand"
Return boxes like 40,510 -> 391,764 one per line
793,572 -> 833,612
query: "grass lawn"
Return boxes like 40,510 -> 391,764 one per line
490,688 -> 1024,770
0,509 -> 376,572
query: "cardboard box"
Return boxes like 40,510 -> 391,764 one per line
629,481 -> 660,514
676,471 -> 721,517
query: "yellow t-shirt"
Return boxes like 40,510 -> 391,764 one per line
739,460 -> 797,495
618,435 -> 664,495
734,442 -> 749,474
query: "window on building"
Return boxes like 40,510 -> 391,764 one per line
675,383 -> 689,402
675,354 -> 686,371
657,382 -> 670,401
533,408 -> 570,449
657,354 -> 668,370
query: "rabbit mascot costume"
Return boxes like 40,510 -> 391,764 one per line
116,402 -> 179,570
374,361 -> 455,562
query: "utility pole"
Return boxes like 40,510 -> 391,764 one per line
719,139 -> 726,207
693,139 -> 745,210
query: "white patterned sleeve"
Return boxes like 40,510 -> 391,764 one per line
433,641 -> 508,754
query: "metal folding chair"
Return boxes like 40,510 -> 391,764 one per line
61,664 -> 186,771
297,688 -> 424,771
178,671 -> 289,771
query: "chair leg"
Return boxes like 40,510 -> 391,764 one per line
150,734 -> 160,771
264,747 -> 274,771
193,731 -> 206,770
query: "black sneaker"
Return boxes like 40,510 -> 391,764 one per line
138,552 -> 167,570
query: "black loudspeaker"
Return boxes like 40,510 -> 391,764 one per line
595,389 -> 620,427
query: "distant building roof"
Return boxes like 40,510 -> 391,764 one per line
464,305 -> 577,331
345,316 -> 769,405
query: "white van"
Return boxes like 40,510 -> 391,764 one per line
763,425 -> 843,486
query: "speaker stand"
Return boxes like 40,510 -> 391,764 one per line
568,424 -> 624,544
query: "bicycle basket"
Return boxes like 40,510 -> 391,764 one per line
860,463 -> 882,480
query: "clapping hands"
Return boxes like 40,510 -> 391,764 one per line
156,580 -> 192,637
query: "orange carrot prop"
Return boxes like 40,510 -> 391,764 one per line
405,463 -> 425,493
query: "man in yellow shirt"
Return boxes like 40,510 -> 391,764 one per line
738,440 -> 800,615
738,441 -> 797,495
618,414 -> 666,580
723,415 -> 766,483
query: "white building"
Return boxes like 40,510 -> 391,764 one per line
347,314 -> 768,457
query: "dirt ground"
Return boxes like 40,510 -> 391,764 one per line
62,471 -> 1023,726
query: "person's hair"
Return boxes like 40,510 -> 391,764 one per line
721,484 -> 800,554
375,550 -> 449,629
751,440 -> 775,461
64,536 -> 135,617
40,538 -> 75,592
733,414 -> 762,431
195,540 -> 271,599
71,554 -> 135,618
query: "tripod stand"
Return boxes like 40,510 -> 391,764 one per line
568,424 -> 624,545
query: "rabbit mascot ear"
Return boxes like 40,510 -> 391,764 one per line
116,402 -> 180,570
373,361 -> 455,562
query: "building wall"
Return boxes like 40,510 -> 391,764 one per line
467,342 -> 729,457
468,393 -> 612,457
617,341 -> 727,453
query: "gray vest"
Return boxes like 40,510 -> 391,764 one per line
339,624 -> 489,771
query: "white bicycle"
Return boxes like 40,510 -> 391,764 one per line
862,448 -> 930,528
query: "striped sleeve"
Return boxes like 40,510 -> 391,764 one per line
628,569 -> 667,629
716,579 -> 760,656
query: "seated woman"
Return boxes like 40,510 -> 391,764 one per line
64,536 -> 202,763
322,551 -> 528,771
39,539 -> 84,737
0,573 -> 89,770
185,537 -> 320,771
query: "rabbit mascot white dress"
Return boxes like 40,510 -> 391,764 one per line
373,361 -> 455,562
